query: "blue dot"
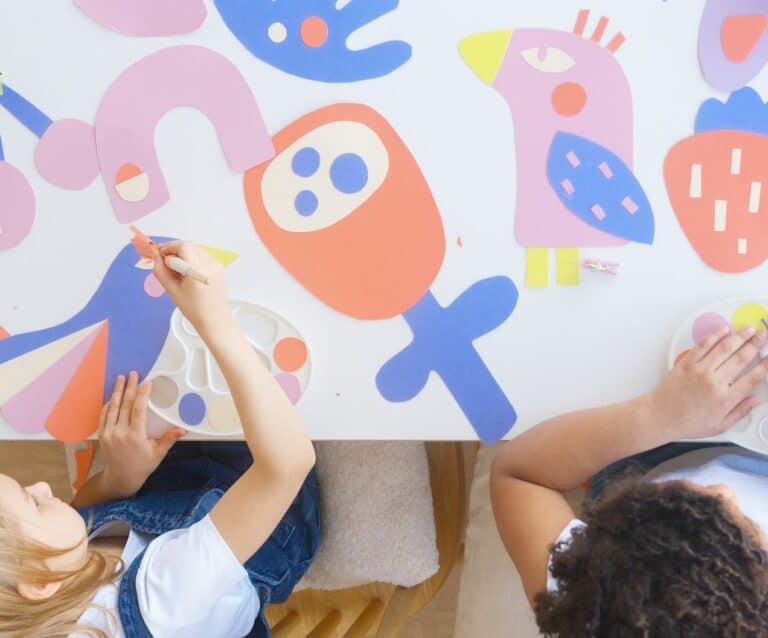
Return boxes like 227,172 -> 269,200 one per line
179,393 -> 206,426
330,153 -> 368,194
292,147 -> 320,178
295,190 -> 318,216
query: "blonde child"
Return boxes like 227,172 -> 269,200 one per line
0,242 -> 319,637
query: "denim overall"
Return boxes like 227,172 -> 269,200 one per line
77,443 -> 321,638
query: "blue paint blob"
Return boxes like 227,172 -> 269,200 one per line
179,392 -> 206,426
291,147 -> 320,177
295,190 -> 318,216
330,153 -> 368,194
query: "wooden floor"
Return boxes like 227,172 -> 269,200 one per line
0,441 -> 471,637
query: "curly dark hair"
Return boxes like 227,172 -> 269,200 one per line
535,479 -> 768,637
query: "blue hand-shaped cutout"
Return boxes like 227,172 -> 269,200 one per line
214,0 -> 412,83
376,277 -> 518,444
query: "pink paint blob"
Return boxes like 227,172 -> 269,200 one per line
35,119 -> 99,190
275,372 -> 302,405
692,312 -> 730,344
0,161 -> 35,250
94,45 -> 275,223
143,273 -> 165,298
75,0 -> 207,37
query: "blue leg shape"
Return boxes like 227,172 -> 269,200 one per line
0,84 -> 53,138
376,276 -> 518,443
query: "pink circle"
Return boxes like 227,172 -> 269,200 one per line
0,161 -> 35,250
35,119 -> 99,190
275,373 -> 302,405
143,273 -> 165,298
692,312 -> 730,344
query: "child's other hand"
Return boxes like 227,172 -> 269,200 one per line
152,241 -> 231,336
652,325 -> 768,439
99,372 -> 186,498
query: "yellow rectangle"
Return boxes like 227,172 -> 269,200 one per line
556,248 -> 580,286
526,248 -> 549,288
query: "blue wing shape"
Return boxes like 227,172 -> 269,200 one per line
547,132 -> 654,245
214,0 -> 412,83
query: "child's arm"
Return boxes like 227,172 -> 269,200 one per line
72,373 -> 187,509
491,325 -> 768,603
153,242 -> 316,564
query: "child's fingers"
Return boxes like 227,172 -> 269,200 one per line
731,357 -> 768,402
130,380 -> 152,436
96,402 -> 109,438
104,375 -> 126,431
717,331 -> 767,382
688,326 -> 730,364
117,372 -> 139,426
720,395 -> 762,431
154,427 -> 186,458
152,248 -> 180,291
699,327 -> 756,369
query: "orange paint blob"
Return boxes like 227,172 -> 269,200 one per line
552,82 -> 587,117
274,337 -> 308,372
300,16 -> 329,48
721,14 -> 768,63
72,442 -> 95,491
0,326 -> 9,340
116,163 -> 143,184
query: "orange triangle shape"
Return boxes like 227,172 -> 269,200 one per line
46,323 -> 109,443
0,326 -> 9,340
72,442 -> 96,491
722,14 -> 768,63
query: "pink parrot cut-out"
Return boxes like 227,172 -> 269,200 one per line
460,9 -> 654,287
0,45 -> 274,224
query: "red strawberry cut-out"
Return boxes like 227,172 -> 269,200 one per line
665,88 -> 768,273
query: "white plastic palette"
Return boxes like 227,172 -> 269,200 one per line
147,301 -> 311,435
669,297 -> 768,453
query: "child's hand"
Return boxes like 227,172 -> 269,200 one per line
652,325 -> 768,439
152,241 -> 232,336
99,372 -> 186,498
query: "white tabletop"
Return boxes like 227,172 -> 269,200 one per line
1,1 -> 767,441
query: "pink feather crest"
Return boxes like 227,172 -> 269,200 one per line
572,9 -> 626,54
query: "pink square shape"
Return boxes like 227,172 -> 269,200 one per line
622,196 -> 639,215
566,151 -> 580,167
598,161 -> 613,179
560,179 -> 575,195
591,204 -> 606,221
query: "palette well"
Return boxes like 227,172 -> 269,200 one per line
669,297 -> 768,453
147,301 -> 311,435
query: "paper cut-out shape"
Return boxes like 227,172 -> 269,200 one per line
0,46 -> 274,224
526,248 -> 549,288
75,0 -> 207,36
555,247 -> 580,285
460,10 -> 653,287
214,0 -> 412,83
244,103 -> 518,442
72,441 -> 95,491
665,88 -> 768,273
0,138 -> 36,250
0,236 -> 238,442
699,0 -> 768,92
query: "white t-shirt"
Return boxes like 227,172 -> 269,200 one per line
71,515 -> 260,638
547,446 -> 768,592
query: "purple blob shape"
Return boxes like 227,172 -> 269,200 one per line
0,161 -> 35,250
692,312 -> 731,344
699,0 -> 768,92
35,119 -> 99,190
275,373 -> 301,405
178,392 -> 206,426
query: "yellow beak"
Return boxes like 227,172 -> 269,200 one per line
197,244 -> 239,268
459,30 -> 513,85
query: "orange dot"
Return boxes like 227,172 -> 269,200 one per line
274,337 -> 308,372
116,163 -> 143,184
674,349 -> 691,366
300,16 -> 328,48
551,82 -> 587,117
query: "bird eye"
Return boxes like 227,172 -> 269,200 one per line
134,258 -> 154,270
261,121 -> 389,233
521,47 -> 575,73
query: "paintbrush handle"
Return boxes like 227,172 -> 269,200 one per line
166,256 -> 209,285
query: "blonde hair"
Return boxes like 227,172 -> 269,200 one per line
0,515 -> 123,638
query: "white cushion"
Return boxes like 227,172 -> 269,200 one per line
298,441 -> 439,590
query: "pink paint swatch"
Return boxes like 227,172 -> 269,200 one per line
275,373 -> 302,405
1,326 -> 102,433
692,312 -> 730,343
94,45 -> 275,223
75,0 -> 207,36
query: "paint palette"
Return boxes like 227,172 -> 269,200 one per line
669,297 -> 768,453
147,301 -> 310,435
